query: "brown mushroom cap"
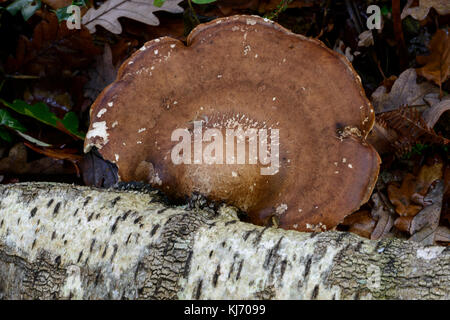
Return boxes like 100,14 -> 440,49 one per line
84,15 -> 380,231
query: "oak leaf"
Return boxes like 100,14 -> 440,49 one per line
81,0 -> 184,34
416,29 -> 450,87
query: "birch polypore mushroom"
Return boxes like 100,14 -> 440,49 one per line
84,15 -> 380,232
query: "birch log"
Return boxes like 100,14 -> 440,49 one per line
0,182 -> 449,300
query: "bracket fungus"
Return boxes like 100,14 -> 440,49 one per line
84,15 -> 380,232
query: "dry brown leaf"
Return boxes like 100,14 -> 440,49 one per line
394,216 -> 414,233
0,143 -> 75,175
409,180 -> 444,244
435,226 -> 450,243
81,0 -> 184,34
6,14 -> 100,77
416,29 -> 450,87
370,193 -> 396,240
422,96 -> 450,128
388,159 -> 444,216
368,106 -> 449,156
401,0 -> 450,21
340,210 -> 376,239
371,68 -> 439,113
84,44 -> 118,102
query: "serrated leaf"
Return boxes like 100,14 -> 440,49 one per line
0,109 -> 27,132
82,0 -> 184,34
0,99 -> 85,139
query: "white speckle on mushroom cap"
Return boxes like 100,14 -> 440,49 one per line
243,45 -> 251,55
154,39 -> 160,42
342,157 -> 347,163
115,154 -> 119,162
139,46 -> 146,51
276,204 -> 288,215
137,141 -> 142,144
97,108 -> 107,118
138,128 -> 146,133
107,102 -> 114,107
112,121 -> 118,128
170,44 -> 176,48
128,61 -> 133,65
246,19 -> 257,25
154,50 -> 159,55
231,171 -> 238,177
348,164 -> 353,169
85,121 -> 109,152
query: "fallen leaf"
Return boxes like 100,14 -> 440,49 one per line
401,0 -> 450,21
340,210 -> 377,239
409,180 -> 444,244
0,143 -> 76,175
84,44 -> 118,102
410,180 -> 444,234
371,68 -> 440,113
81,0 -> 184,34
388,158 -> 444,216
370,193 -> 396,240
422,95 -> 450,128
0,99 -> 85,139
368,105 -> 449,156
6,14 -> 100,77
79,148 -> 118,188
416,29 -> 450,87
435,226 -> 450,243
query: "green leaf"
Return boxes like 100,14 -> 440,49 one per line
153,0 -> 165,7
7,0 -> 41,21
0,109 -> 27,132
0,127 -> 12,142
191,0 -> 216,4
0,99 -> 85,139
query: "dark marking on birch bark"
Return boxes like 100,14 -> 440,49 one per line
311,285 -> 319,299
111,197 -> 121,207
150,224 -> 160,236
87,212 -> 94,222
236,260 -> 243,280
111,216 -> 121,234
184,250 -> 193,278
53,202 -> 61,216
83,197 -> 91,207
195,279 -> 203,299
73,209 -> 79,216
134,216 -> 142,224
243,229 -> 256,241
47,199 -> 54,207
110,244 -> 118,262
51,231 -> 56,240
125,233 -> 132,245
30,207 -> 37,218
304,256 -> 312,278
122,210 -> 131,221
156,208 -> 168,214
102,245 -> 108,258
225,220 -> 237,226
253,227 -> 268,245
213,264 -> 221,287
77,250 -> 83,263
90,238 -> 96,253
